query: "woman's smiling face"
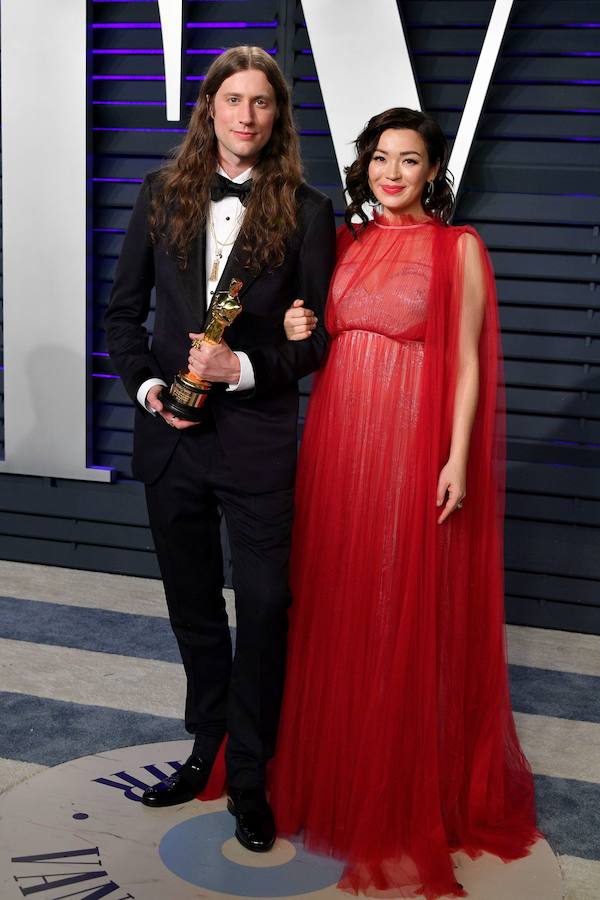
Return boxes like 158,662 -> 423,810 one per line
367,128 -> 438,220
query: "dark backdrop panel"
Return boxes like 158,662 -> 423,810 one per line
0,0 -> 599,632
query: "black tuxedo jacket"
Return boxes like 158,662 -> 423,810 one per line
105,171 -> 336,492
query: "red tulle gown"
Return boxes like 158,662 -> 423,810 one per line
270,213 -> 540,899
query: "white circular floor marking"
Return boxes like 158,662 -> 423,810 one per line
221,836 -> 297,867
0,741 -> 563,900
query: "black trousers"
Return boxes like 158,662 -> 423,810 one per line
145,423 -> 294,789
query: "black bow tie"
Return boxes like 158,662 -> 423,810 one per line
210,173 -> 252,205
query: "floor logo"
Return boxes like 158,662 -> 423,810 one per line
0,741 -> 562,900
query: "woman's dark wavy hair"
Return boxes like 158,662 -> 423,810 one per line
344,107 -> 455,235
149,46 -> 303,270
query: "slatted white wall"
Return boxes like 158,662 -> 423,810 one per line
0,0 -> 599,632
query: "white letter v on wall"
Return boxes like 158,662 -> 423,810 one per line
302,0 -> 514,199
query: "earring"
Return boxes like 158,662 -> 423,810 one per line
425,181 -> 434,204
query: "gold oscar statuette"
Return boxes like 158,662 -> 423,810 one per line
160,277 -> 243,422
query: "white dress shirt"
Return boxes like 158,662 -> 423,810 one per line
137,166 -> 255,412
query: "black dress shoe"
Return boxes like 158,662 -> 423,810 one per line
141,754 -> 211,808
227,787 -> 276,852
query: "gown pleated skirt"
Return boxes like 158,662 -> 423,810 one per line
270,218 -> 539,899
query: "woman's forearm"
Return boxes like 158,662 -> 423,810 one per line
448,355 -> 479,469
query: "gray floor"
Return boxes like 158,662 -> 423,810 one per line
1,560 -> 599,899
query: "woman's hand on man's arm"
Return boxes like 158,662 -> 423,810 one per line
284,298 -> 318,341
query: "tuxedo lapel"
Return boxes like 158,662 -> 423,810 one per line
176,229 -> 207,329
203,231 -> 260,329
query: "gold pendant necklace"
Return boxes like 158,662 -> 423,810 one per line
208,207 -> 243,283
209,252 -> 222,282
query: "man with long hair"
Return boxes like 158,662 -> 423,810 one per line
105,46 -> 335,851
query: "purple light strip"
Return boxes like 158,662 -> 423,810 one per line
92,0 -> 256,3
93,126 -> 186,133
425,77 -> 596,87
92,373 -> 120,379
93,100 -> 208,110
372,20 -> 600,29
512,22 -> 600,28
93,48 -> 165,54
94,228 -> 126,234
92,21 -> 278,29
406,21 -> 600,28
92,48 -> 277,55
92,352 -> 110,358
93,75 -> 206,81
422,78 -> 471,85
484,107 -> 600,114
488,135 -> 600,142
494,79 -> 600,85
93,100 -> 167,106
93,75 -> 165,80
189,47 -> 277,54
483,188 -> 599,198
407,23 -> 489,29
93,177 -> 143,183
414,51 -> 478,57
187,21 -> 277,29
92,0 -> 264,3
92,22 -> 161,28
413,50 -> 600,57
188,46 -> 236,53
504,51 -> 600,57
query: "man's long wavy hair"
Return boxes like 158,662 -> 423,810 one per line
149,46 -> 303,271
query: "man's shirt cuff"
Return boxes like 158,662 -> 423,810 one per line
226,351 -> 255,392
137,377 -> 167,413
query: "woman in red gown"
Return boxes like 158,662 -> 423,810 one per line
270,108 -> 540,899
